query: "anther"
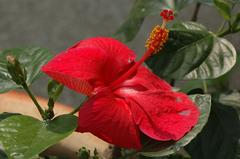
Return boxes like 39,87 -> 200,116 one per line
145,9 -> 174,54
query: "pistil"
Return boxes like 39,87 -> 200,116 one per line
109,10 -> 174,89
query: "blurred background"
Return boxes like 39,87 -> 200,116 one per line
0,0 -> 239,107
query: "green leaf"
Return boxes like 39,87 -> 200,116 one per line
141,94 -> 211,157
0,114 -> 77,159
233,13 -> 240,30
186,101 -> 240,159
146,22 -> 237,80
0,112 -> 20,122
0,149 -> 8,159
0,47 -> 52,93
213,0 -> 232,20
217,90 -> 240,121
113,0 -> 193,43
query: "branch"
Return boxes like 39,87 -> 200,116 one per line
191,2 -> 201,22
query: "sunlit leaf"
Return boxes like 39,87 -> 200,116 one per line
0,114 -> 77,159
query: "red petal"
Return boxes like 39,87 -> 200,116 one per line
70,37 -> 136,84
77,92 -> 141,149
117,89 -> 200,141
42,48 -> 107,95
42,37 -> 136,95
120,66 -> 171,91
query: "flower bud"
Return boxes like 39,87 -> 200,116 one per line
6,55 -> 27,85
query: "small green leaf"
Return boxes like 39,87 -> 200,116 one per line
48,80 -> 64,102
146,22 -> 237,80
47,80 -> 64,108
113,0 -> 193,43
0,114 -> 77,159
0,47 -> 52,93
213,0 -> 232,20
141,94 -> 211,157
46,80 -> 64,119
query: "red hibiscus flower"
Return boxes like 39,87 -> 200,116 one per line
41,10 -> 199,150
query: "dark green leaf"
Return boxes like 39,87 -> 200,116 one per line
0,149 -> 8,159
217,90 -> 240,122
233,13 -> 240,30
218,90 -> 240,109
141,94 -> 211,157
213,0 -> 232,20
0,114 -> 77,159
198,0 -> 240,5
113,0 -> 193,43
0,47 -> 52,93
113,0 -> 162,43
0,112 -> 20,122
146,22 -> 237,80
186,101 -> 240,159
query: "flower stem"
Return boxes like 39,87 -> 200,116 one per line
22,83 -> 46,119
191,2 -> 201,22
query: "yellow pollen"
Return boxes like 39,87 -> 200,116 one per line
145,25 -> 169,54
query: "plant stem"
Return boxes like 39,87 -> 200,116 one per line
217,27 -> 240,37
191,2 -> 201,22
69,98 -> 87,115
202,80 -> 208,94
22,83 -> 46,119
